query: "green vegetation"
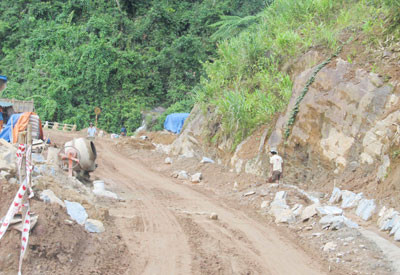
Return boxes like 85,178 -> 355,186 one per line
0,0 -> 398,141
0,0 -> 265,133
197,0 -> 400,149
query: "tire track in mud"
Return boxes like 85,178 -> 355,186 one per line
93,140 -> 326,275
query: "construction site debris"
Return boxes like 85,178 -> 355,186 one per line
85,219 -> 105,233
201,157 -> 214,164
164,157 -> 172,164
40,189 -> 65,207
191,172 -> 202,183
356,199 -> 376,221
64,200 -> 88,225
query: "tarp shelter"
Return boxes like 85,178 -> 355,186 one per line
163,113 -> 190,134
0,112 -> 43,143
0,75 -> 7,93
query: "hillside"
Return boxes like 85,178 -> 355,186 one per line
0,0 -> 265,132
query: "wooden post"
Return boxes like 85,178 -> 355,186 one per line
95,114 -> 98,128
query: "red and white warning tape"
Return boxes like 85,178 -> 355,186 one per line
0,144 -> 34,275
18,204 -> 31,275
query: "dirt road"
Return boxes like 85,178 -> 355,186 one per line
90,138 -> 326,275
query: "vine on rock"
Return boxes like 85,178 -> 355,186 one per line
284,45 -> 343,139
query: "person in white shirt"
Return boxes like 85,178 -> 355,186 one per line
87,122 -> 97,139
269,149 -> 283,183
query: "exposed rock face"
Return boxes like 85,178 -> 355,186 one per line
168,53 -> 399,187
269,57 -> 397,185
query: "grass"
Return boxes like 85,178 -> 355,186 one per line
196,0 -> 400,150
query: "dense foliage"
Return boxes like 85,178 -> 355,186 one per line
0,0 -> 265,133
197,0 -> 400,149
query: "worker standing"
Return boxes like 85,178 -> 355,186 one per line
269,148 -> 283,184
87,122 -> 97,140
0,107 -> 3,132
120,126 -> 127,137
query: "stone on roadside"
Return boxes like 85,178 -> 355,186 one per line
341,190 -> 363,209
209,213 -> 218,220
292,204 -> 303,217
93,189 -> 119,200
269,207 -> 296,224
390,216 -> 400,236
378,208 -> 399,231
177,171 -> 189,180
191,172 -> 202,183
85,219 -> 105,233
171,171 -> 179,178
394,227 -> 400,241
301,203 -> 318,221
260,201 -> 269,209
316,206 -> 343,216
8,178 -> 17,185
40,189 -> 65,208
319,215 -> 358,230
356,198 -> 376,221
64,200 -> 88,225
201,157 -> 214,164
243,191 -> 256,197
323,242 -> 337,252
164,157 -> 172,164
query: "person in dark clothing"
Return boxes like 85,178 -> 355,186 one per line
120,126 -> 127,137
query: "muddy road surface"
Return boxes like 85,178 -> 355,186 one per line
83,136 -> 326,275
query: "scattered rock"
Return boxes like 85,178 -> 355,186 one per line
85,219 -> 105,233
323,241 -> 337,252
209,213 -> 218,220
201,157 -> 214,164
356,199 -> 376,221
171,171 -> 179,178
177,171 -> 189,180
329,187 -> 341,204
319,215 -> 358,230
292,204 -> 303,217
140,135 -> 148,140
378,208 -> 399,231
341,190 -> 363,209
190,172 -> 202,183
260,201 -> 269,209
301,204 -> 318,221
243,191 -> 256,197
40,189 -> 65,208
316,206 -> 343,216
93,189 -> 119,200
64,200 -> 88,225
269,191 -> 295,223
164,157 -> 172,164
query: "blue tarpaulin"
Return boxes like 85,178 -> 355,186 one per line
163,113 -> 189,134
0,113 -> 22,142
0,75 -> 7,82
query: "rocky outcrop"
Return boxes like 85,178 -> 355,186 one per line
168,51 -> 399,188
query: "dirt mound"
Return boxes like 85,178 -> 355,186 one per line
0,179 -> 130,275
114,137 -> 156,153
138,131 -> 177,145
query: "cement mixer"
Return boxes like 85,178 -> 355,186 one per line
59,137 -> 97,179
